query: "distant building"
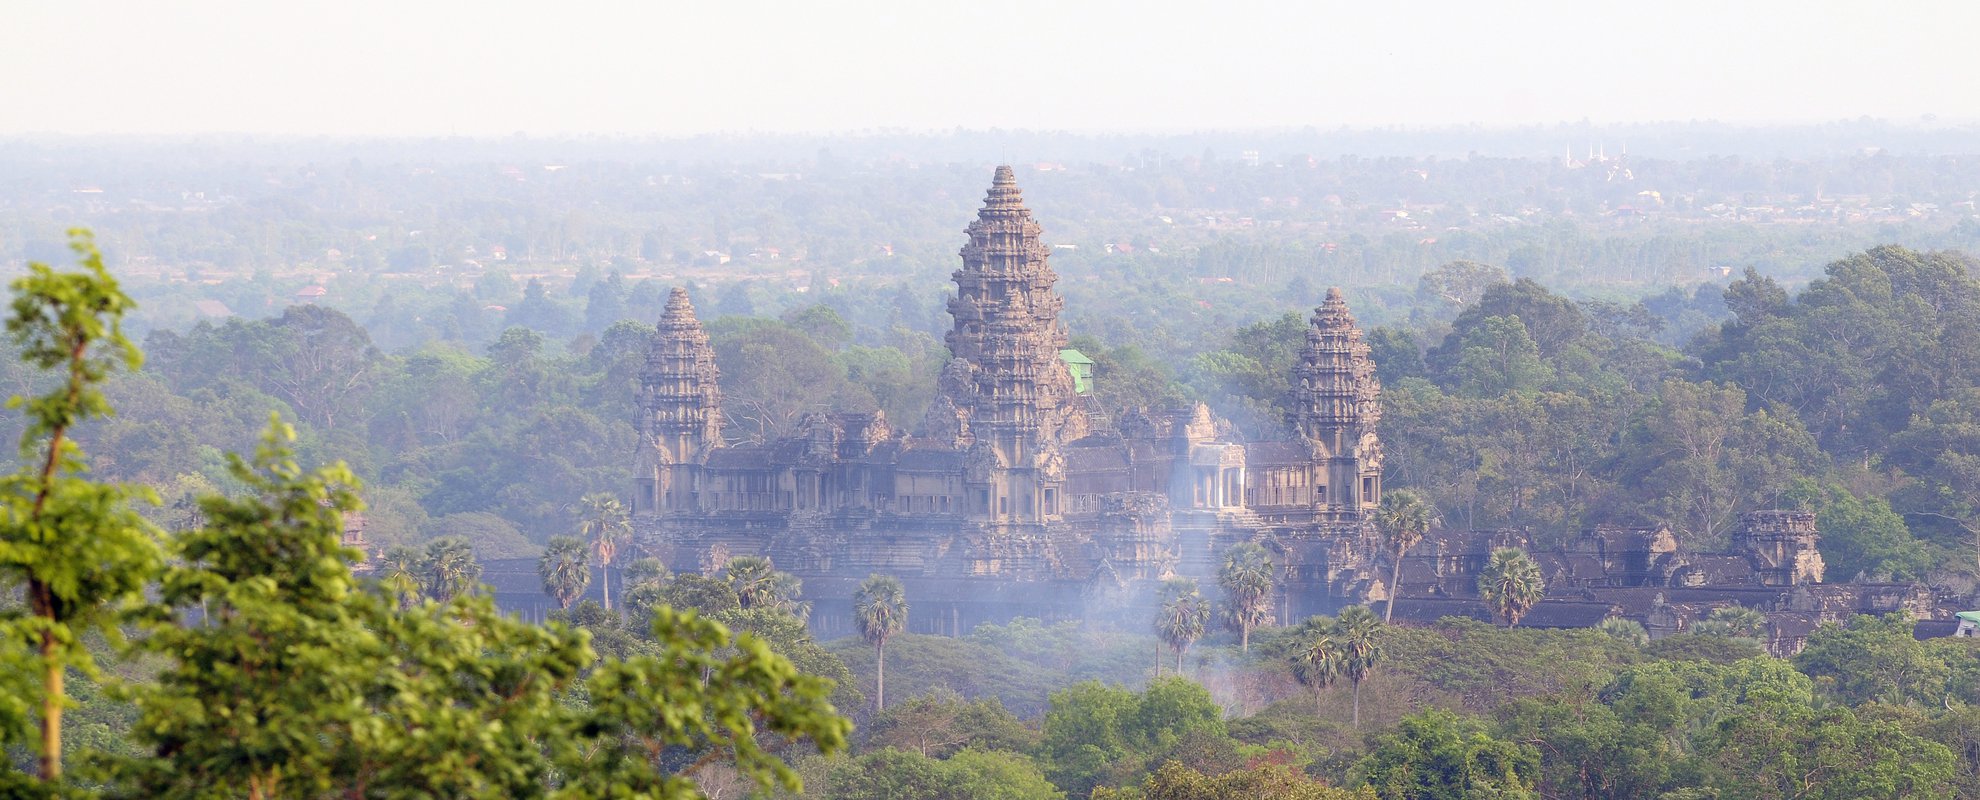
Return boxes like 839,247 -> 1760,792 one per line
636,167 -> 1386,635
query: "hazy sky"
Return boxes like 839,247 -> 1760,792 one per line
6,1 -> 1978,136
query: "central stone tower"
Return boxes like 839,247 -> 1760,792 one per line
924,165 -> 1089,525
1287,287 -> 1384,520
633,287 -> 724,515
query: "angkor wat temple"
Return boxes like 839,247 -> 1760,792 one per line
623,166 -> 1948,652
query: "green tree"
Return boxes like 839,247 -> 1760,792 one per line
0,230 -> 160,783
725,555 -> 803,616
375,544 -> 424,608
1689,605 -> 1766,641
1375,490 -> 1437,623
854,573 -> 908,711
1290,615 -> 1342,715
537,535 -> 591,610
863,689 -> 1037,758
1335,605 -> 1383,728
1217,542 -> 1275,654
1359,709 -> 1539,800
1595,617 -> 1649,647
1449,316 -> 1553,397
1101,760 -> 1376,800
577,491 -> 632,612
1622,379 -> 1820,547
828,747 -> 1061,800
1156,578 -> 1210,674
419,535 -> 481,601
1793,612 -> 1949,707
1477,548 -> 1545,628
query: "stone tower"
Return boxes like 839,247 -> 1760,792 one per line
925,165 -> 1089,523
1734,510 -> 1826,585
1287,287 -> 1384,519
634,287 -> 724,515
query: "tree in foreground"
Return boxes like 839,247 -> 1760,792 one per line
1334,605 -> 1384,728
1156,577 -> 1210,675
854,573 -> 908,711
577,491 -> 631,611
0,230 -> 160,784
1217,541 -> 1275,654
114,418 -> 849,798
1374,489 -> 1437,623
1290,615 -> 1341,716
1477,547 -> 1545,627
538,535 -> 591,610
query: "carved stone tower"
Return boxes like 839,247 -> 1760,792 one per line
1734,510 -> 1826,585
635,287 -> 724,515
926,165 -> 1089,523
1287,287 -> 1384,520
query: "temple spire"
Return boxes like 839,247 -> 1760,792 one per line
640,286 -> 723,450
1288,287 -> 1383,517
926,166 -> 1088,498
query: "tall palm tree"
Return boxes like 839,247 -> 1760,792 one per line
1334,605 -> 1383,728
1375,489 -> 1437,623
577,492 -> 632,612
1217,541 -> 1275,654
1155,577 -> 1210,675
1290,615 -> 1341,715
853,573 -> 908,712
421,536 -> 481,602
1477,547 -> 1545,628
538,536 -> 591,611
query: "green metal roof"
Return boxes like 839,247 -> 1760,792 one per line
1059,349 -> 1093,395
1957,611 -> 1980,624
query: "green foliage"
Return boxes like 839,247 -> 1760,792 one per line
1041,677 -> 1230,798
862,688 -> 1037,758
1475,549 -> 1544,628
418,535 -> 482,601
1374,490 -> 1436,623
572,606 -> 852,797
854,573 -> 908,710
0,229 -> 160,782
1098,760 -> 1376,800
1794,613 -> 1950,707
1157,578 -> 1211,673
539,535 -> 591,610
1784,479 -> 1937,582
1217,542 -> 1275,653
827,747 -> 1062,800
727,556 -> 805,617
1360,709 -> 1537,800
1595,617 -> 1649,647
576,492 -> 631,611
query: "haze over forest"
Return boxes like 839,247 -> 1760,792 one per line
9,3 -> 1980,799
